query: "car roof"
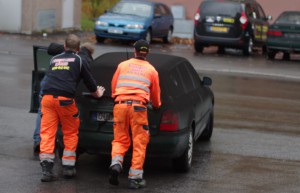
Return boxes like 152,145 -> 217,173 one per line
93,51 -> 186,72
119,0 -> 161,5
280,11 -> 300,14
83,52 -> 189,97
203,0 -> 256,4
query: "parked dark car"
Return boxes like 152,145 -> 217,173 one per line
94,0 -> 174,43
194,0 -> 271,55
30,47 -> 214,172
266,11 -> 300,60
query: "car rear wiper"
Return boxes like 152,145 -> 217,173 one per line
81,92 -> 98,99
82,92 -> 92,96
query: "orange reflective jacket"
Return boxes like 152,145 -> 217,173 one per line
111,58 -> 161,108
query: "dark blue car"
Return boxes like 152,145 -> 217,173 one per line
94,0 -> 174,43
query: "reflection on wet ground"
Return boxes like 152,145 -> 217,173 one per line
1,33 -> 300,193
207,73 -> 300,135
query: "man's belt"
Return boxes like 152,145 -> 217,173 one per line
115,100 -> 147,105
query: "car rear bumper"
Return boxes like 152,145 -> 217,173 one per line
194,33 -> 248,48
78,128 -> 189,158
267,41 -> 300,53
94,28 -> 147,41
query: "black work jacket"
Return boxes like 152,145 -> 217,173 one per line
42,50 -> 97,98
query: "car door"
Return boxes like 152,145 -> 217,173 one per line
152,4 -> 165,37
256,4 -> 269,42
250,3 -> 268,44
184,62 -> 212,138
158,4 -> 173,36
177,62 -> 203,137
30,46 -> 51,113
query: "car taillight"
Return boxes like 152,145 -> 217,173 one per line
160,110 -> 179,132
239,11 -> 248,30
267,29 -> 283,36
194,8 -> 200,25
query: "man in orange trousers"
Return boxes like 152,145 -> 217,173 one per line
109,39 -> 161,189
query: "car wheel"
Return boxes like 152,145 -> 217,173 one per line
172,128 -> 193,172
145,29 -> 152,43
96,36 -> 105,43
243,37 -> 253,56
262,45 -> 267,55
194,41 -> 204,53
163,27 -> 173,43
266,50 -> 276,60
217,46 -> 225,54
199,111 -> 214,141
283,53 -> 290,61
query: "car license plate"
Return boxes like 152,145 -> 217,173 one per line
91,112 -> 113,122
108,28 -> 123,34
210,26 -> 228,33
284,33 -> 300,39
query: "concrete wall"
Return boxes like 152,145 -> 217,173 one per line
0,0 -> 81,34
152,0 -> 300,22
259,0 -> 300,21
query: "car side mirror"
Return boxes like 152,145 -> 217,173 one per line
202,76 -> 212,86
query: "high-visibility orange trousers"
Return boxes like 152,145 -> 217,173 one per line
111,103 -> 150,179
40,95 -> 79,166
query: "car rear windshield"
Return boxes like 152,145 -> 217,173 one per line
110,2 -> 152,17
200,1 -> 241,17
276,12 -> 300,25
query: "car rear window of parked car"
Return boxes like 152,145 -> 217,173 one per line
276,12 -> 300,25
200,2 -> 241,16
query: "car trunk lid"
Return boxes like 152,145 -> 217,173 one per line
76,91 -> 164,136
268,24 -> 300,47
195,1 -> 243,38
76,95 -> 115,133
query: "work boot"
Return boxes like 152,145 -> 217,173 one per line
109,164 -> 122,185
63,165 -> 76,179
40,160 -> 56,182
128,179 -> 146,189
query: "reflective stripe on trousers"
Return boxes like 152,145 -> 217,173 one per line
111,103 -> 149,179
129,168 -> 143,180
40,153 -> 55,163
62,150 -> 77,166
110,155 -> 124,168
40,95 -> 79,166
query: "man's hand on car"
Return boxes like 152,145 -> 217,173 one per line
92,86 -> 105,98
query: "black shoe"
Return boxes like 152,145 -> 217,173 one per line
33,141 -> 40,154
109,164 -> 122,185
128,179 -> 146,189
63,166 -> 76,179
40,160 -> 57,182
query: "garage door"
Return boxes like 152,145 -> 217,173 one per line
0,0 -> 22,32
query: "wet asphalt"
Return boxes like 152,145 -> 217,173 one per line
0,32 -> 299,193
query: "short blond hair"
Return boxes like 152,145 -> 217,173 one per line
81,42 -> 95,55
65,34 -> 80,51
